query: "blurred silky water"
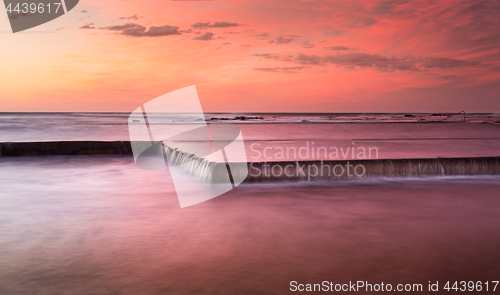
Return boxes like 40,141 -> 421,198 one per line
1,156 -> 500,294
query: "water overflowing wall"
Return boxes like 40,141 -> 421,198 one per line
1,141 -> 499,182
163,143 -> 500,182
244,158 -> 500,182
163,145 -> 230,183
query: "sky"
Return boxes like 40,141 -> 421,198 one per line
0,0 -> 499,112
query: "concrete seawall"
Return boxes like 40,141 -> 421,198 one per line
1,141 -> 499,182
243,157 -> 500,182
0,141 -> 133,157
162,144 -> 500,182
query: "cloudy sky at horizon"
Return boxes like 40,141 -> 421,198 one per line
0,0 -> 499,112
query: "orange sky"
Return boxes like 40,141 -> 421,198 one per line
0,0 -> 499,112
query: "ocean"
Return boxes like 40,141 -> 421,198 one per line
0,113 -> 499,294
1,112 -> 499,160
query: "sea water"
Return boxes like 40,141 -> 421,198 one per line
0,113 -> 500,294
1,113 -> 499,160
0,156 -> 499,294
